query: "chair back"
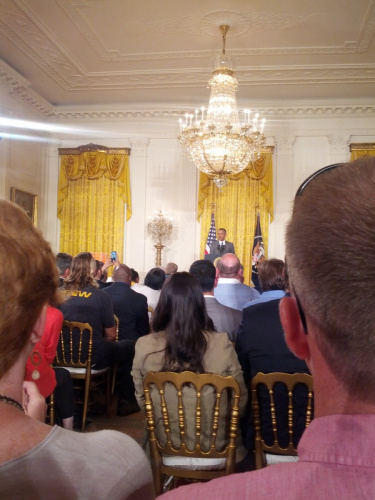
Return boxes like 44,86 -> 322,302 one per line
143,371 -> 241,493
55,320 -> 93,368
251,372 -> 314,469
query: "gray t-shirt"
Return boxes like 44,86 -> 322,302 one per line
0,426 -> 154,500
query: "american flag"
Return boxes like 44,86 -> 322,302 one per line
205,213 -> 217,254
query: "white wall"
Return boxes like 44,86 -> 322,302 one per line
1,91 -> 374,275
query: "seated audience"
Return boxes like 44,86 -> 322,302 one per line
214,253 -> 259,310
0,200 -> 154,499
242,258 -> 286,309
132,267 -> 165,311
132,272 -> 248,464
160,158 -> 375,499
56,252 -> 72,287
189,259 -> 242,341
25,306 -> 75,430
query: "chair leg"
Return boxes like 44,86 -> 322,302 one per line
82,377 -> 91,432
106,371 -> 111,418
48,393 -> 55,426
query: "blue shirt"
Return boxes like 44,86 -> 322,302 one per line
242,290 -> 286,309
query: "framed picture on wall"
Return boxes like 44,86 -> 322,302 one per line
10,188 -> 38,226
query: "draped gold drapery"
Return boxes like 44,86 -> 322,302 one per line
350,143 -> 375,161
57,145 -> 131,262
198,149 -> 274,285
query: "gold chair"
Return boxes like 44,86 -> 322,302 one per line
54,320 -> 112,432
143,370 -> 241,495
46,392 -> 55,426
251,372 -> 314,469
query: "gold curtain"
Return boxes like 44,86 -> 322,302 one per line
350,143 -> 375,161
57,145 -> 131,262
198,149 -> 274,285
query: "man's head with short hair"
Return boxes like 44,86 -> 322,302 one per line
165,262 -> 178,275
217,228 -> 227,242
0,200 -> 59,378
258,259 -> 285,291
189,260 -> 216,293
217,253 -> 240,279
56,252 -> 73,278
113,264 -> 132,284
285,157 -> 375,402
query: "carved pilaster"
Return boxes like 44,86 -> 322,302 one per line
275,136 -> 296,155
129,137 -> 150,156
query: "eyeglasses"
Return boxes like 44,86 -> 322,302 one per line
290,163 -> 343,334
295,163 -> 342,197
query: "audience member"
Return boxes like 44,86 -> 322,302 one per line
130,268 -> 139,285
56,252 -> 72,287
214,253 -> 259,310
24,306 -> 75,431
132,272 -> 248,463
189,259 -> 242,341
59,254 -> 137,417
0,200 -> 154,499
132,267 -> 165,311
236,296 -> 309,451
209,228 -> 235,256
160,158 -> 375,499
242,258 -> 286,309
104,264 -> 150,416
164,262 -> 178,277
104,265 -> 150,342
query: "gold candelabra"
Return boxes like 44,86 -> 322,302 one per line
147,210 -> 173,266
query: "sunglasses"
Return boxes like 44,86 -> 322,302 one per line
290,163 -> 344,333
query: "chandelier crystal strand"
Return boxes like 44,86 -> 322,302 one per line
178,25 -> 266,188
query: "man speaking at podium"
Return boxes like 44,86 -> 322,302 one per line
209,228 -> 235,257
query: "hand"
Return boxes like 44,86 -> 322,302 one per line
102,256 -> 114,272
22,381 -> 46,422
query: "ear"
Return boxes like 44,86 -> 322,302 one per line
63,268 -> 70,278
215,267 -> 220,280
30,304 -> 48,345
213,273 -> 219,288
279,297 -> 310,360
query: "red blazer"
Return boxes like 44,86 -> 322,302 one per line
25,306 -> 63,398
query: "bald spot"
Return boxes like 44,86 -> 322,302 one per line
217,253 -> 240,277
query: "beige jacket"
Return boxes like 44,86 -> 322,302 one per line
132,331 -> 248,460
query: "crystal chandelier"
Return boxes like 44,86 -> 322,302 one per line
178,25 -> 266,188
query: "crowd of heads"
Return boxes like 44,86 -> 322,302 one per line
3,155 -> 375,404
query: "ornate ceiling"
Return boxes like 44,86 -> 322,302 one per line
0,0 -> 375,113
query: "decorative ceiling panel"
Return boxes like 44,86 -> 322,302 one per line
0,0 -> 374,107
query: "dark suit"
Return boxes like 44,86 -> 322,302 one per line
235,298 -> 310,451
204,296 -> 242,341
209,240 -> 235,256
103,282 -> 150,341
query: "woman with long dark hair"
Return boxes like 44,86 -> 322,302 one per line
132,272 -> 247,461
